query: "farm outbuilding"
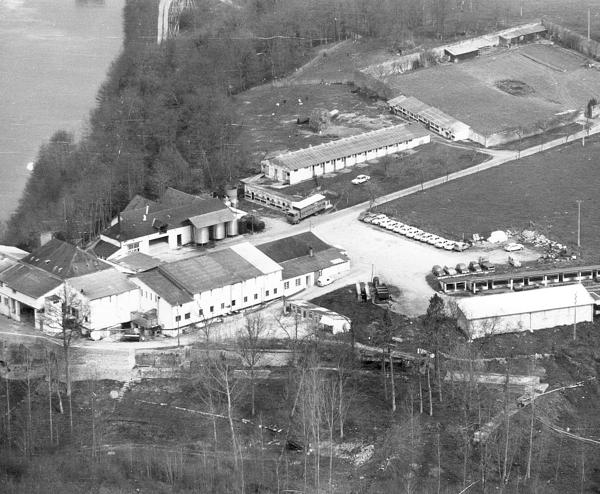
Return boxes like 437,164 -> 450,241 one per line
456,284 -> 594,339
388,95 -> 471,141
499,24 -> 547,46
284,299 -> 350,334
444,41 -> 481,62
260,124 -> 430,185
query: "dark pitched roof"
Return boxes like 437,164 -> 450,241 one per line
0,263 -> 63,299
161,187 -> 213,207
21,239 -> 111,279
280,247 -> 349,280
123,194 -> 158,212
89,239 -> 120,259
160,249 -> 263,294
103,197 -> 231,242
256,232 -> 331,263
134,270 -> 193,306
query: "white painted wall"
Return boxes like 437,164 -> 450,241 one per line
461,305 -> 594,339
86,289 -> 140,331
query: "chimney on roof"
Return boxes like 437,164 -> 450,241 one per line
308,246 -> 314,257
145,204 -> 149,215
143,214 -> 147,222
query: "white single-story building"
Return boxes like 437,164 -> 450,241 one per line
261,124 -> 430,185
257,232 -> 350,297
456,284 -> 595,339
132,242 -> 283,331
388,95 -> 471,141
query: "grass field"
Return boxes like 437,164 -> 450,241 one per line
234,82 -> 398,167
374,134 -> 600,260
384,43 -> 600,135
280,142 -> 488,210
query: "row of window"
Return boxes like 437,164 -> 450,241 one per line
174,288 -> 279,321
141,290 -> 160,302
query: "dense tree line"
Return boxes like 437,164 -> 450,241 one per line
3,0 -> 526,249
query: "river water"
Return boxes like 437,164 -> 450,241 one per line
0,0 -> 125,223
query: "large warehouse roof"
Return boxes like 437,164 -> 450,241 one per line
267,124 -> 429,171
457,284 -> 594,320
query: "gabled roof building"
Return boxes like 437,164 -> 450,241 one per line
95,188 -> 239,260
257,232 -> 350,296
132,242 -> 283,331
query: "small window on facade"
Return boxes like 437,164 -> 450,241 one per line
295,278 -> 301,286
284,281 -> 289,290
184,313 -> 190,320
210,306 -> 214,312
244,296 -> 248,303
175,315 -> 181,322
254,294 -> 258,300
199,309 -> 203,316
221,303 -> 225,309
266,290 -> 270,297
232,300 -> 236,306
274,288 -> 278,295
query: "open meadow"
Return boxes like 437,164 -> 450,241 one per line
385,43 -> 600,135
374,134 -> 600,260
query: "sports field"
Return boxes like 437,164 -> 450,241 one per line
384,43 -> 600,135
374,134 -> 600,260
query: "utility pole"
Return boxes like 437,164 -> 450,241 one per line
577,200 -> 582,248
588,8 -> 591,41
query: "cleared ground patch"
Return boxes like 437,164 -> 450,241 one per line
374,135 -> 600,260
280,142 -> 489,210
384,44 -> 600,135
234,82 -> 398,166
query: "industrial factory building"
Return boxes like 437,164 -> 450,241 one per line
95,188 -> 239,260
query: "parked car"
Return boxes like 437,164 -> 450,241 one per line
456,263 -> 469,274
479,257 -> 496,272
432,265 -> 445,277
453,242 -> 470,252
504,242 -> 524,252
442,241 -> 456,250
420,233 -> 435,243
385,221 -> 400,230
405,229 -> 418,239
371,215 -> 388,226
351,174 -> 371,185
434,238 -> 447,249
444,265 -> 457,276
360,212 -> 377,223
469,261 -> 483,273
317,275 -> 334,286
426,235 -> 441,245
365,214 -> 386,224
392,224 -> 406,233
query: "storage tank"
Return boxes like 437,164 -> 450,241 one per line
195,227 -> 210,245
226,219 -> 238,237
225,187 -> 238,208
213,223 -> 226,240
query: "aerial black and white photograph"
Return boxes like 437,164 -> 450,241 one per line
1,0 -> 600,492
